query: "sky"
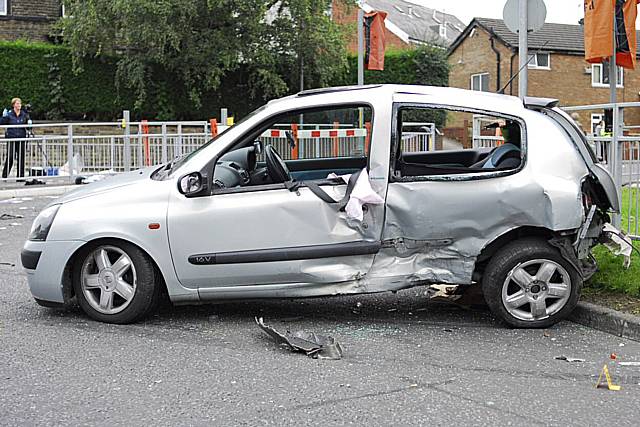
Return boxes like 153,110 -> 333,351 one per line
408,0 -> 587,26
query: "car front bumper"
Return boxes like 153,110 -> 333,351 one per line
22,240 -> 85,304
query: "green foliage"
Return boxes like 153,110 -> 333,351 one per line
590,186 -> 640,296
60,0 -> 348,110
0,36 -> 450,122
0,40 -> 121,119
44,50 -> 65,120
337,46 -> 450,126
338,45 -> 449,86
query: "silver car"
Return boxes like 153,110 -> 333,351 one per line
22,85 -> 620,327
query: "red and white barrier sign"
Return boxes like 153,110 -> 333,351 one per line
261,128 -> 367,139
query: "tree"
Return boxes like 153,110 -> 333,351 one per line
60,0 -> 348,115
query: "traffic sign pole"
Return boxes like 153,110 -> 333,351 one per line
518,0 -> 528,99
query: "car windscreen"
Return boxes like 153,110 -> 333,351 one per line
168,104 -> 269,176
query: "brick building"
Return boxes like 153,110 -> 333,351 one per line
448,18 -> 640,133
0,0 -> 63,42
332,0 -> 465,52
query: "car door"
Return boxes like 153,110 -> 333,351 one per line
166,103 -> 390,291
369,101 -> 532,285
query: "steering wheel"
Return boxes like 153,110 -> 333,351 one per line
264,144 -> 292,183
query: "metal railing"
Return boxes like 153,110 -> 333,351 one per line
472,115 -> 505,148
563,103 -> 640,239
0,119 -> 213,183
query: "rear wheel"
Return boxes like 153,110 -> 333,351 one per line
482,238 -> 581,328
73,242 -> 158,324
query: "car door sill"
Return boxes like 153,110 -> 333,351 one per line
188,241 -> 381,265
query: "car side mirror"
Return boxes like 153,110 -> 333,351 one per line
177,172 -> 208,197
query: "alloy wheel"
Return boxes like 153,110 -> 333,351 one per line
80,245 -> 137,315
501,259 -> 571,321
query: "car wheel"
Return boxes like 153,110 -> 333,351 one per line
482,238 -> 581,328
73,242 -> 158,324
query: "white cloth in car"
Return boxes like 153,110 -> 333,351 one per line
327,168 -> 384,222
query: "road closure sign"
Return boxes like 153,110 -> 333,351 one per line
503,0 -> 547,34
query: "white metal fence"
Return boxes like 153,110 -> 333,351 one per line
1,119 -> 435,184
0,120 -> 212,182
563,103 -> 640,240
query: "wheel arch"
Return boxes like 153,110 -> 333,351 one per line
61,237 -> 168,303
472,226 -> 558,282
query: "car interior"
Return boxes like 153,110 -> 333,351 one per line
394,108 -> 523,177
211,106 -> 371,190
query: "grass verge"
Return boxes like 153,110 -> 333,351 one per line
588,187 -> 640,302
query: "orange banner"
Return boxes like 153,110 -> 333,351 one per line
364,11 -> 387,71
584,0 -> 639,69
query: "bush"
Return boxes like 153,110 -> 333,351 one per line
0,40 -> 120,120
0,41 -> 450,121
338,45 -> 449,87
337,46 -> 450,125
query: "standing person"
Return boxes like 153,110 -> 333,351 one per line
1,97 -> 29,179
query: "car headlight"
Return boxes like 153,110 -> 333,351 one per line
29,204 -> 61,241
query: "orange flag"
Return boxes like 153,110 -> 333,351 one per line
584,0 -> 639,69
364,11 -> 387,71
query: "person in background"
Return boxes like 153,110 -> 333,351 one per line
594,120 -> 605,137
1,97 -> 29,179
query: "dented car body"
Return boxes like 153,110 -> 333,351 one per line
22,85 -> 620,327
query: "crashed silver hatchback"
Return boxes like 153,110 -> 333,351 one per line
22,85 -> 622,327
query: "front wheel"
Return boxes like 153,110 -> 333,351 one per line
73,241 -> 158,324
482,238 -> 581,328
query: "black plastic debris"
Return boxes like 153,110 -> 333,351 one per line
255,317 -> 343,360
0,213 -> 24,220
555,356 -> 585,363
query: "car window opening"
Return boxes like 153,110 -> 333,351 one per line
395,107 -> 523,178
211,105 -> 373,191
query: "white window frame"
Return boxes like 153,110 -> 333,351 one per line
0,0 -> 8,16
592,63 -> 624,88
470,73 -> 490,92
527,52 -> 550,70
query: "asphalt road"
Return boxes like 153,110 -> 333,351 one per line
1,195 -> 639,426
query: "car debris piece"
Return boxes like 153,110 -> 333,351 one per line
255,317 -> 343,360
0,213 -> 23,220
555,356 -> 585,363
601,223 -> 633,268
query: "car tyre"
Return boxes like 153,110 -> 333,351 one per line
482,238 -> 581,328
73,241 -> 158,324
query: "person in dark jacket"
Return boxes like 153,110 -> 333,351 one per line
1,97 -> 29,178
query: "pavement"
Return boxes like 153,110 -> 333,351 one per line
1,195 -> 640,426
0,181 -> 73,199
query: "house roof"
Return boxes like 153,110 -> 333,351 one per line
450,17 -> 640,57
363,0 -> 466,46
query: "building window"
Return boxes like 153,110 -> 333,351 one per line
0,0 -> 7,16
592,63 -> 624,87
528,53 -> 550,69
471,73 -> 490,92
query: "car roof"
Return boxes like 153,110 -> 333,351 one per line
272,84 -> 529,115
